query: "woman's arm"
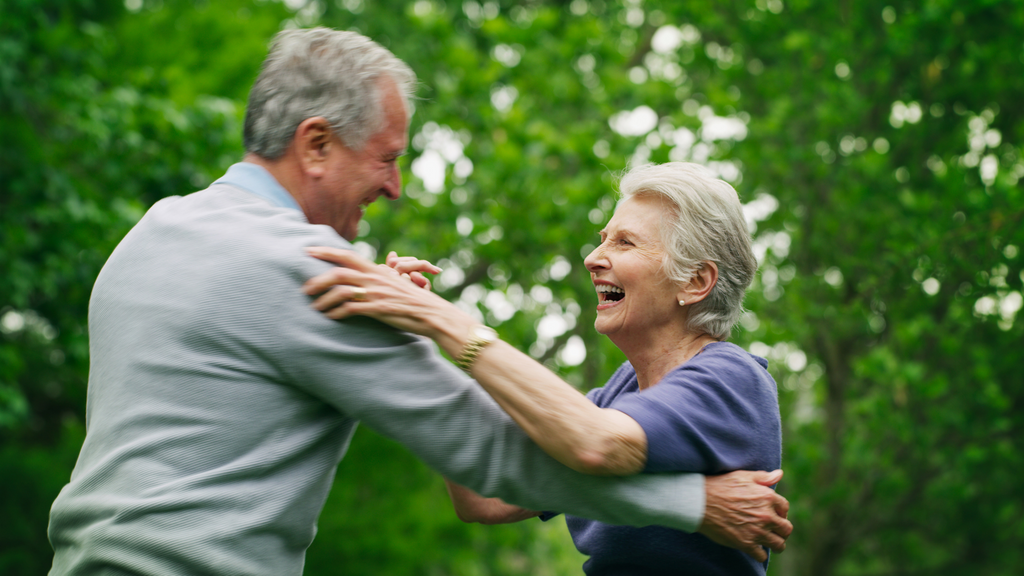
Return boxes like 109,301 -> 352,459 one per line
444,480 -> 541,524
303,247 -> 648,476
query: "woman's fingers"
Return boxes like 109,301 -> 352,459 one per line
303,263 -> 362,296
324,297 -> 360,320
408,271 -> 431,291
304,248 -> 438,295
305,246 -> 376,271
386,250 -> 443,276
302,247 -> 446,334
310,285 -> 367,314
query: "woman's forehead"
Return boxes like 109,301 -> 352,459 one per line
610,195 -> 668,223
605,196 -> 668,240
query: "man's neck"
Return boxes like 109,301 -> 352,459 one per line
243,152 -> 307,213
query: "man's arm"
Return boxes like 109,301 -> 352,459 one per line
700,470 -> 791,561
270,237 -> 790,550
443,480 -> 540,525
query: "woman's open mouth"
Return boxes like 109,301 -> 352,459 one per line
596,284 -> 625,303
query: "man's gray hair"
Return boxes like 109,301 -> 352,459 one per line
244,27 -> 416,159
618,162 -> 758,340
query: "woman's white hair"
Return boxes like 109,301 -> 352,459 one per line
618,162 -> 758,340
243,27 -> 416,159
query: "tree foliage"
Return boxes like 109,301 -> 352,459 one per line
2,0 -> 1022,574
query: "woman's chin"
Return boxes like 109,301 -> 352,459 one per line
593,318 -> 619,337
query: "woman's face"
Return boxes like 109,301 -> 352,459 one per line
584,195 -> 683,342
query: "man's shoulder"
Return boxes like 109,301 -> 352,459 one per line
139,183 -> 349,256
100,183 -> 352,306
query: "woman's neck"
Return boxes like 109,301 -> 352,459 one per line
617,331 -> 719,390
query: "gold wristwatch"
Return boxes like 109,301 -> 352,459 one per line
456,324 -> 498,373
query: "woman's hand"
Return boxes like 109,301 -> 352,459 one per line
380,250 -> 442,291
302,246 -> 474,341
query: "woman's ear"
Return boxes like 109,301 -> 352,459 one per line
295,116 -> 333,178
677,261 -> 719,305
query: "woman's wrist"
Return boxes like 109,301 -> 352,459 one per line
455,325 -> 498,373
425,308 -> 490,361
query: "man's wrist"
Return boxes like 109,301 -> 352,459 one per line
695,473 -> 707,531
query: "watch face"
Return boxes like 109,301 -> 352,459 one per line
474,325 -> 498,342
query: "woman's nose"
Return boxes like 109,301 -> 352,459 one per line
584,244 -> 608,272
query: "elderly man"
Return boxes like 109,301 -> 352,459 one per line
48,28 -> 791,575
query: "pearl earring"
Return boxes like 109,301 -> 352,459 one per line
678,299 -> 686,306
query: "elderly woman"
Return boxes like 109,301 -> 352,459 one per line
305,162 -> 782,575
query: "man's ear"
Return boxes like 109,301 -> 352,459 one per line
294,116 -> 333,178
677,261 -> 719,305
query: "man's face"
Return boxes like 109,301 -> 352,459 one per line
313,80 -> 409,240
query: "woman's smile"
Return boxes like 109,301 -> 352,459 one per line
595,281 -> 625,308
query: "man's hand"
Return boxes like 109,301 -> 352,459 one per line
698,469 -> 792,563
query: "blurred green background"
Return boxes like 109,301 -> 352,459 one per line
2,0 -> 1023,574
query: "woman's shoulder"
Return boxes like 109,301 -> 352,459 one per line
585,361 -> 637,406
692,341 -> 769,373
662,341 -> 775,394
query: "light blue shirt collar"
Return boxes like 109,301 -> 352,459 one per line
213,162 -> 303,213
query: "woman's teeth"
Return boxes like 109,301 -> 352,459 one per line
596,285 -> 624,302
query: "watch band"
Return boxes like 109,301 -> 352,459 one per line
456,325 -> 498,373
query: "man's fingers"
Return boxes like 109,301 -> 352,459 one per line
759,529 -> 787,553
773,493 -> 790,520
755,469 -> 783,486
743,544 -> 768,563
771,515 -> 793,538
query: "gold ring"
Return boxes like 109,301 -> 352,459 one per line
351,286 -> 368,302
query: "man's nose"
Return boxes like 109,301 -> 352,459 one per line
382,163 -> 402,200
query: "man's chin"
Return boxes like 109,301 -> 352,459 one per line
336,221 -> 360,242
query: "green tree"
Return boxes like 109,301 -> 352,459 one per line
3,0 -> 1022,574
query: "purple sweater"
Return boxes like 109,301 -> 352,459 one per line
556,342 -> 782,576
